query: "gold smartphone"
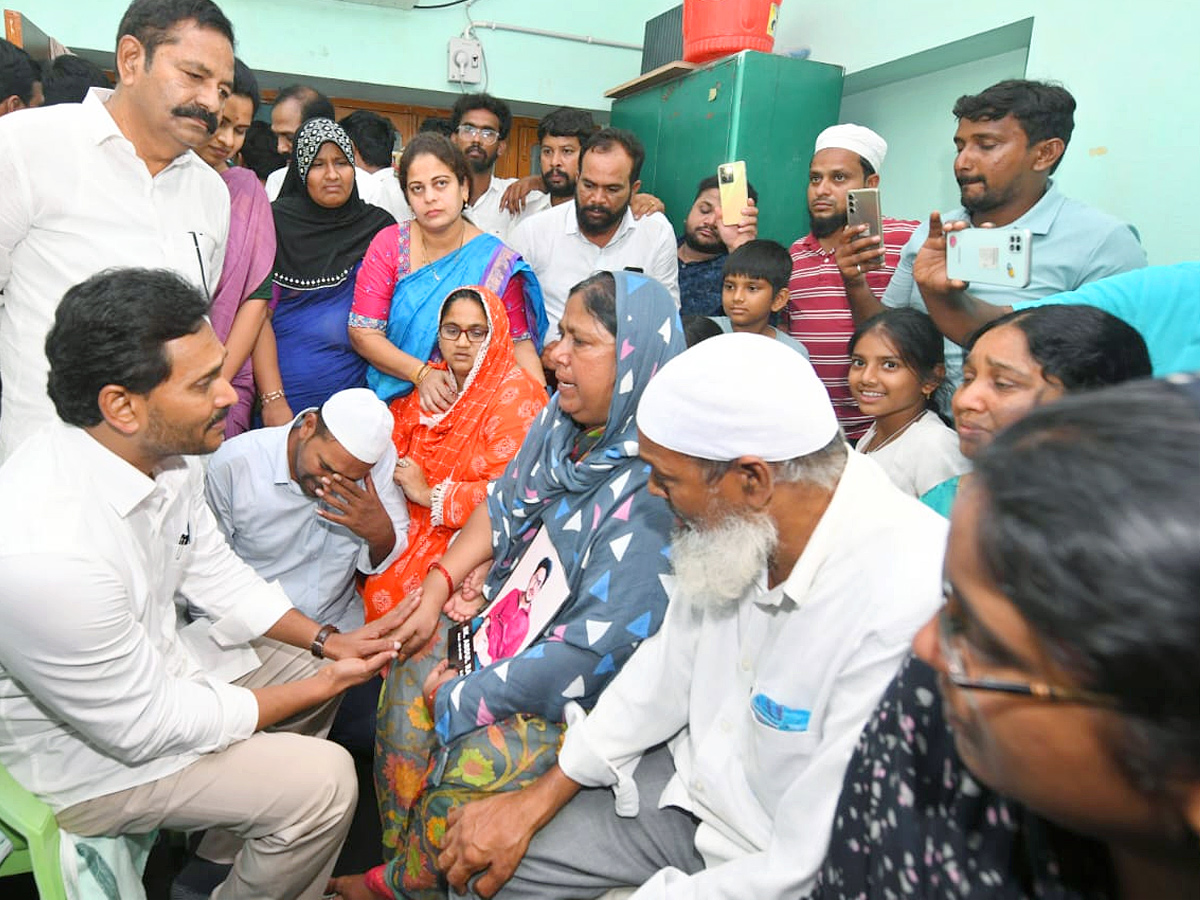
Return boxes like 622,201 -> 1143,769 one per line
717,161 -> 748,226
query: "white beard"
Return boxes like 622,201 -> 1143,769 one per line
670,511 -> 779,610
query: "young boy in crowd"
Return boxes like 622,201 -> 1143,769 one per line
713,240 -> 810,357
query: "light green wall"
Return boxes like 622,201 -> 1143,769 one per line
775,0 -> 1200,265
839,49 -> 1029,223
18,0 -> 680,112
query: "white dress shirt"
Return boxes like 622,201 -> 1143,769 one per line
0,424 -> 292,811
509,189 -> 552,229
507,200 -> 679,336
464,174 -> 520,242
204,416 -> 410,633
366,166 -> 413,223
264,165 -> 286,200
557,451 -> 948,900
0,88 -> 229,461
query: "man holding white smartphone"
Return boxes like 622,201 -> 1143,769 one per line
876,80 -> 1146,404
785,124 -> 919,441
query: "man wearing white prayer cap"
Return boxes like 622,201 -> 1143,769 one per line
197,386 -> 411,791
206,387 -> 409,635
784,121 -> 920,442
435,332 -> 949,900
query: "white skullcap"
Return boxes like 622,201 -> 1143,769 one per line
637,333 -> 838,461
813,123 -> 887,173
320,388 -> 393,465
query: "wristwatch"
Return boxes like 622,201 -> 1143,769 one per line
310,623 -> 340,659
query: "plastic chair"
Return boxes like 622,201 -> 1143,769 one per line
0,759 -> 67,900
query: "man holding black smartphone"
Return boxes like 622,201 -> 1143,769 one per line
785,124 -> 918,441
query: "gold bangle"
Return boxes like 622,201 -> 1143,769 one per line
260,389 -> 286,405
414,363 -> 432,385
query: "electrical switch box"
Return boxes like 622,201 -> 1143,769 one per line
448,37 -> 482,84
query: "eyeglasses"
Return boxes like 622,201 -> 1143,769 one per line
456,124 -> 500,145
439,324 -> 488,343
936,603 -> 1118,708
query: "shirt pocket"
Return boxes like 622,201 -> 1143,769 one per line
746,692 -> 821,813
165,230 -> 219,297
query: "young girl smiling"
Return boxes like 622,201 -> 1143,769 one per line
848,308 -> 967,496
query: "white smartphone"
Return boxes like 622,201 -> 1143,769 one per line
846,187 -> 883,242
717,161 -> 748,226
945,227 -> 1033,288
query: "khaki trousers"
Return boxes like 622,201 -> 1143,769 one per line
56,639 -> 353,900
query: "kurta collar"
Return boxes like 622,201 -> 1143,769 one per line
777,449 -> 870,610
273,412 -> 311,491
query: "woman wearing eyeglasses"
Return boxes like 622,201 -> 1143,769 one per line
808,376 -> 1200,899
349,134 -> 548,415
360,285 -> 547,624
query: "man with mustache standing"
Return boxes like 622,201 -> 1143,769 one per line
875,80 -> 1146,401
436,333 -> 947,900
0,0 -> 234,460
497,106 -> 595,223
784,124 -> 916,441
508,127 -> 678,337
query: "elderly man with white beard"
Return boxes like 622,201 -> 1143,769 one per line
435,333 -> 949,900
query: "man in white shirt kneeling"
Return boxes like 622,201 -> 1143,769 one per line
0,267 -> 417,900
437,333 -> 949,900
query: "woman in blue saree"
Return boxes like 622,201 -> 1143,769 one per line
264,117 -> 395,418
349,133 -> 547,412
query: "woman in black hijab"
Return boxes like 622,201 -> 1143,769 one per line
256,117 -> 394,421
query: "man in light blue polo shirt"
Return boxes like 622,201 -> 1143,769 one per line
204,388 -> 409,635
879,79 -> 1146,398
910,262 -> 1200,379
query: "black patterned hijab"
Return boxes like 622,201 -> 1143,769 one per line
271,117 -> 394,291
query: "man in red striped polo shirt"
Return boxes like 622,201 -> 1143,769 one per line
785,125 -> 918,440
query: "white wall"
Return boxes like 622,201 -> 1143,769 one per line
18,0 -> 680,111
839,49 -> 1029,223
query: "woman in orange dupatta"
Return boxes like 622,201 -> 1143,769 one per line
362,284 -> 547,623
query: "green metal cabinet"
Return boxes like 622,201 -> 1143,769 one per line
611,51 -> 844,246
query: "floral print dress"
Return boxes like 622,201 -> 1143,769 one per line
809,656 -> 1113,899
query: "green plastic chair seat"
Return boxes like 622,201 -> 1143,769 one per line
0,759 -> 67,900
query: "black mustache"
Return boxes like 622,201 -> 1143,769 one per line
956,176 -> 985,187
580,205 -> 609,215
173,105 -> 218,135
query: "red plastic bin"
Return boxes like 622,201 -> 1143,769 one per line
682,0 -> 782,64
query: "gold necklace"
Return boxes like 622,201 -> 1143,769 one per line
862,407 -> 926,454
419,220 -> 467,281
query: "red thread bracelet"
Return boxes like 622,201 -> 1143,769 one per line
429,560 -> 455,595
363,865 -> 390,897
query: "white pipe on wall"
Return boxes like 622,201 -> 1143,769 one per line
470,20 -> 642,52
